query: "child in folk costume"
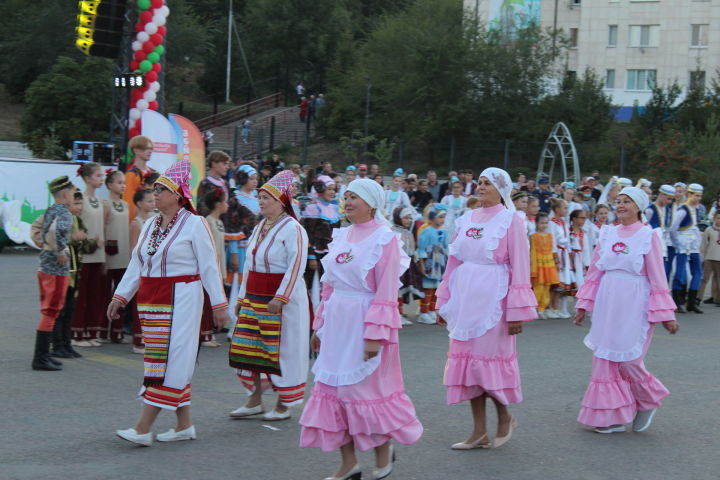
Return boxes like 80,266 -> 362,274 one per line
128,189 -> 157,354
72,163 -> 107,346
669,183 -> 705,314
441,181 -> 468,239
526,196 -> 540,236
644,185 -> 675,278
199,187 -> 230,348
568,209 -> 591,292
300,179 -> 423,480
416,204 -> 449,325
574,187 -> 679,434
530,213 -> 559,319
108,159 -> 229,445
229,170 -> 310,421
548,198 -> 572,319
436,167 -> 537,450
698,211 -> 720,305
50,191 -> 99,359
102,169 -> 130,343
587,204 -> 610,250
392,206 -> 424,326
123,135 -> 155,222
32,177 -> 75,371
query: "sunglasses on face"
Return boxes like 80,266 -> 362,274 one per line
153,185 -> 169,194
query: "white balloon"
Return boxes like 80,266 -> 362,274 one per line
150,81 -> 161,92
144,22 -> 158,35
137,31 -> 149,43
131,41 -> 142,51
137,99 -> 149,110
129,108 -> 141,120
152,14 -> 166,26
160,5 -> 169,17
143,90 -> 157,102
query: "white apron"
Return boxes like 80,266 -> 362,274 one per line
439,209 -> 513,341
584,225 -> 654,362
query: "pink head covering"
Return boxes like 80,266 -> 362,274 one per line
259,169 -> 297,219
317,175 -> 334,187
155,159 -> 197,214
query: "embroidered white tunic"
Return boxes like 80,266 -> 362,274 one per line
237,216 -> 310,400
113,209 -> 228,403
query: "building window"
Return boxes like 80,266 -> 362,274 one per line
569,28 -> 579,48
690,71 -> 706,90
608,25 -> 618,46
691,24 -> 709,47
629,25 -> 660,47
606,69 -> 616,89
626,69 -> 657,91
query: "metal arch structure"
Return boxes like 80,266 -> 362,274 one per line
536,122 -> 581,184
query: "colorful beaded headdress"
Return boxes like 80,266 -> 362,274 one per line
155,159 -> 197,214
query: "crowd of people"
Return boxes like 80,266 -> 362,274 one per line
31,137 -> 713,479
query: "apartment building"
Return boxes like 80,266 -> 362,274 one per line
465,0 -> 720,119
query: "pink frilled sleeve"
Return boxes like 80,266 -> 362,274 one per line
505,213 -> 537,322
575,243 -> 604,311
312,282 -> 334,330
645,231 -> 677,323
363,236 -> 406,345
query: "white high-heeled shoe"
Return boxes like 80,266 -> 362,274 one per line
323,464 -> 361,480
372,444 -> 395,480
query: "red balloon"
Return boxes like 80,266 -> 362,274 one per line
151,0 -> 163,8
129,60 -> 139,71
152,62 -> 162,72
157,26 -> 166,36
129,127 -> 141,138
150,33 -> 163,46
134,51 -> 147,61
139,11 -> 153,24
145,71 -> 158,83
149,101 -> 159,110
135,22 -> 144,32
142,41 -> 155,54
131,89 -> 143,101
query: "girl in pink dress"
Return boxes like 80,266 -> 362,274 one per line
300,178 -> 423,480
574,187 -> 679,434
436,167 -> 537,450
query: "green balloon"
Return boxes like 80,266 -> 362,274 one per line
147,52 -> 160,63
154,45 -> 165,55
139,60 -> 152,72
138,0 -> 151,10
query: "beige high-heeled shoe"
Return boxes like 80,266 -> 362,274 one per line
451,433 -> 491,450
492,417 -> 518,448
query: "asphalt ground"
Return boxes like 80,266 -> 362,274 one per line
1,249 -> 718,480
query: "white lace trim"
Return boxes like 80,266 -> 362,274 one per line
584,320 -> 650,363
311,351 -> 383,387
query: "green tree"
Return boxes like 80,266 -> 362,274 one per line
21,56 -> 113,158
0,0 -> 77,99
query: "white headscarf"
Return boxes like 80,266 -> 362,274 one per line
598,176 -> 618,207
619,187 -> 649,222
479,167 -> 515,212
347,178 -> 391,225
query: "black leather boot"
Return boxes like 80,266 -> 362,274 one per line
51,316 -> 73,358
32,331 -> 62,371
702,297 -> 714,304
687,289 -> 703,313
672,290 -> 687,313
60,295 -> 82,358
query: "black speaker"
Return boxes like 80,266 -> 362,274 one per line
75,0 -> 128,59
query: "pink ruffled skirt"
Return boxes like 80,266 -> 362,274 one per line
299,343 -> 423,452
444,320 -> 522,405
577,327 -> 669,427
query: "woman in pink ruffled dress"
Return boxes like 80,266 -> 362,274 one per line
574,187 -> 679,433
299,178 -> 423,480
436,167 -> 537,450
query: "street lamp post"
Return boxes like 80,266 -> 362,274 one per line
363,77 -> 371,159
